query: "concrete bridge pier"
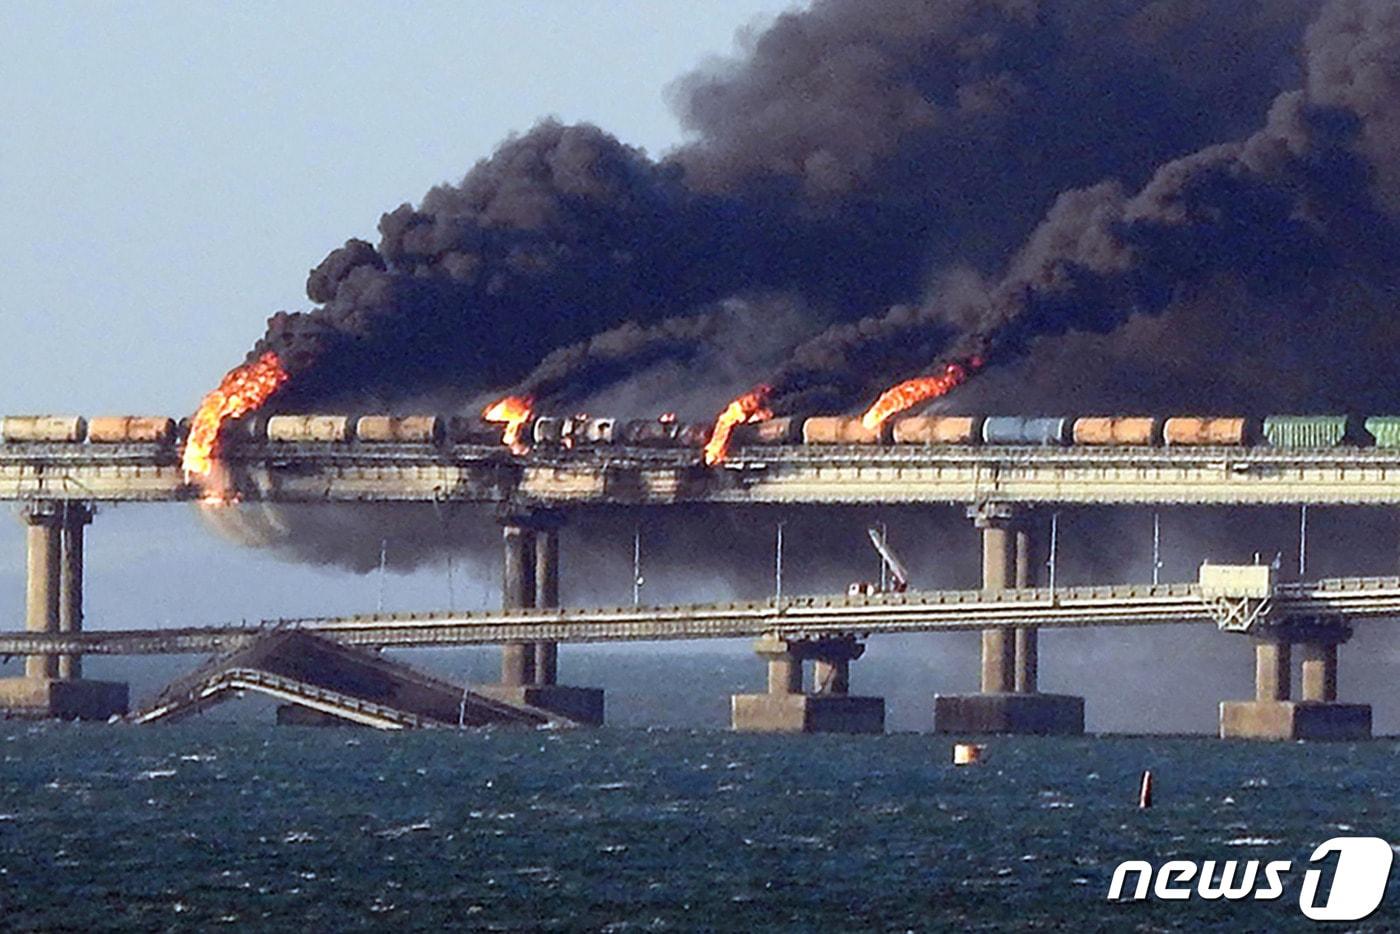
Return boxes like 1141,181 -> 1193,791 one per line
1220,627 -> 1369,740
480,513 -> 603,726
732,634 -> 884,733
934,504 -> 1084,735
499,522 -> 537,687
0,502 -> 127,720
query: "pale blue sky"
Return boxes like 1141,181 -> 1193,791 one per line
1,1 -> 798,411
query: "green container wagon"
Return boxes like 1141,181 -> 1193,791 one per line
1261,415 -> 1350,448
1364,417 -> 1400,448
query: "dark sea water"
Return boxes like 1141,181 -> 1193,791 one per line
1,723 -> 1396,932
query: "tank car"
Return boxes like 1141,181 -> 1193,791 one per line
87,416 -> 176,444
801,416 -> 885,445
1,416 -> 87,443
732,417 -> 804,446
981,416 -> 1072,446
618,419 -> 681,446
1162,417 -> 1251,446
1070,417 -> 1159,446
891,415 -> 982,445
266,414 -> 357,444
355,415 -> 444,444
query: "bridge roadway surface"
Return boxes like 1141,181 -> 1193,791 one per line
8,441 -> 1400,506
3,575 -> 1399,656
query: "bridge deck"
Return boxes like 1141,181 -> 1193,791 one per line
7,442 -> 1400,505
5,575 -> 1399,656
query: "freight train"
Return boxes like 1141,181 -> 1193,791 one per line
7,412 -> 1400,450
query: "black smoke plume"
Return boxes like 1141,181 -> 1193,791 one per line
205,0 -> 1400,591
244,0 -> 1318,416
766,0 -> 1400,416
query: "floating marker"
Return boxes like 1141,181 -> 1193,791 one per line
953,743 -> 984,765
1138,769 -> 1153,808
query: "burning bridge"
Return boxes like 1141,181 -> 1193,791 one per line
8,441 -> 1400,505
4,438 -> 1400,740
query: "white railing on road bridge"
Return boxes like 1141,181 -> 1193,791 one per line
7,573 -> 1400,656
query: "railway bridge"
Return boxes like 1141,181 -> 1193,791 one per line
4,439 -> 1400,738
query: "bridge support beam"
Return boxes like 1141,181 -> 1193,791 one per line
1299,641 -> 1337,702
732,635 -> 884,733
934,504 -> 1084,736
533,526 -> 559,686
1220,628 -> 1369,741
499,522 -> 536,687
23,502 -> 61,680
58,503 -> 92,680
0,502 -> 127,720
1014,525 -> 1038,692
481,514 -> 603,726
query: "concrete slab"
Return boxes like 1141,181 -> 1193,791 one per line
138,632 -> 550,728
0,677 -> 128,721
1220,700 -> 1371,741
730,693 -> 885,734
933,692 -> 1084,735
478,684 -> 605,726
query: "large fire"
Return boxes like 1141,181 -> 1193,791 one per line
703,385 -> 773,466
182,351 -> 289,479
860,357 -> 981,431
482,394 -> 534,453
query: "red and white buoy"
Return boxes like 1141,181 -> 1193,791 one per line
1138,769 -> 1154,809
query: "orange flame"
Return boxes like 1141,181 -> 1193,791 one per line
703,385 -> 773,466
860,357 -> 981,431
482,394 -> 534,453
182,352 -> 289,479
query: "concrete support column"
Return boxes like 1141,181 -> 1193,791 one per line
733,635 -> 884,733
500,523 -> 536,687
972,505 -> 1016,694
532,527 -> 559,686
1014,629 -> 1038,693
1299,641 -> 1338,703
1014,522 -> 1039,693
767,655 -> 803,695
1254,639 -> 1291,703
0,501 -> 127,722
934,504 -> 1083,736
479,512 -> 602,726
58,503 -> 93,680
23,503 -> 61,680
1220,625 -> 1365,740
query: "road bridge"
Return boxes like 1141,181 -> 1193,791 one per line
3,574 -> 1399,655
0,567 -> 1391,740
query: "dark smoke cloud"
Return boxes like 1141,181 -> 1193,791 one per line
768,0 -> 1400,415
244,0 -> 1316,415
208,0 -> 1400,590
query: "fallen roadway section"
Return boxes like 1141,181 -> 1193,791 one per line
127,631 -> 564,729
